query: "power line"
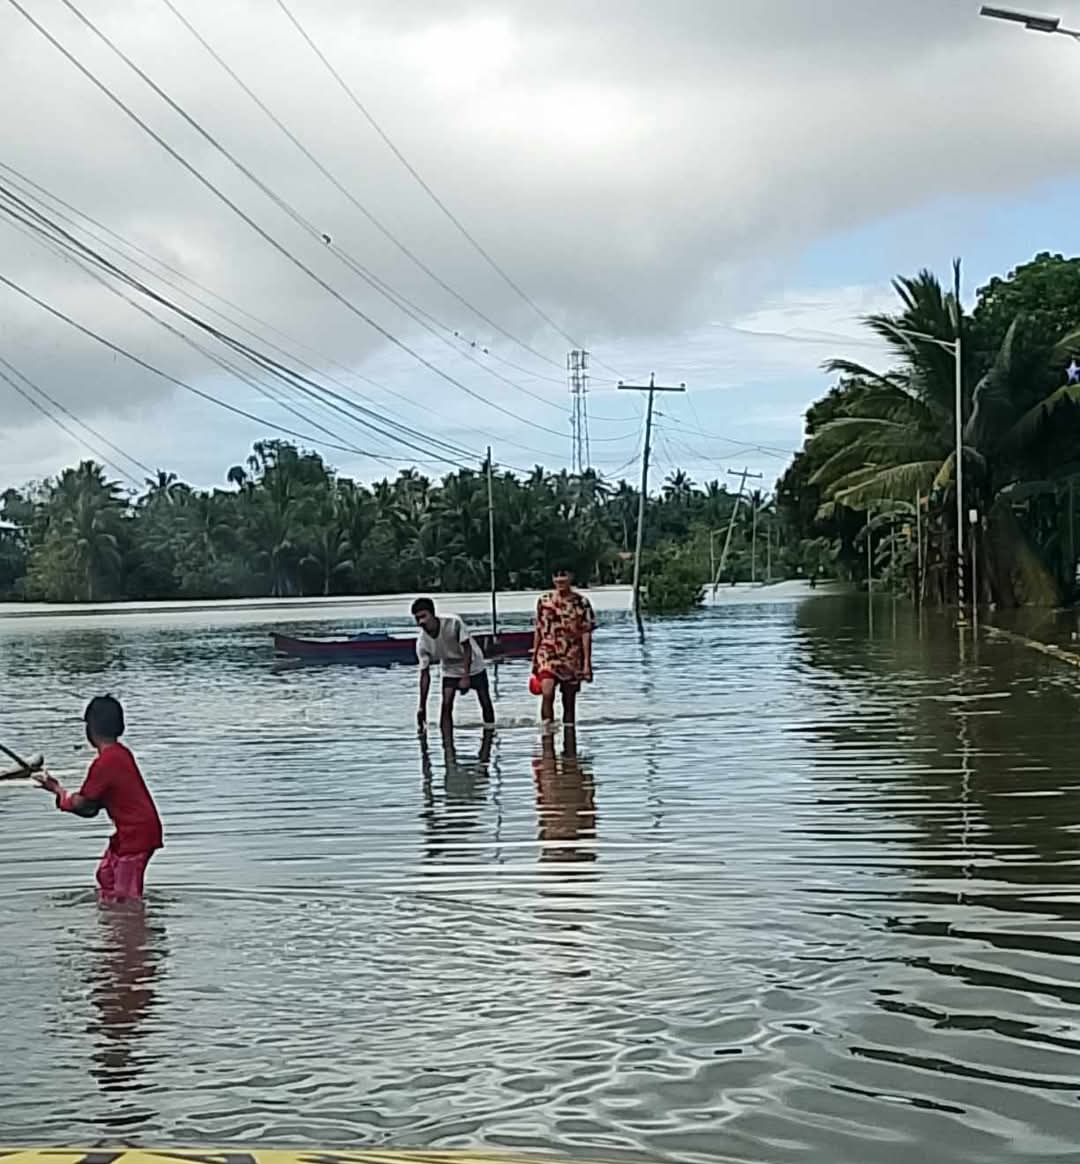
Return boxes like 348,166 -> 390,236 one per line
0,193 -> 473,468
659,414 -> 793,459
597,450 -> 643,481
9,0 -> 577,444
0,183 -> 571,478
273,0 -> 592,357
0,166 -> 423,455
0,354 -> 156,480
0,163 -> 573,460
657,427 -> 790,484
0,359 -> 147,487
53,0 -> 582,426
3,169 -> 637,482
158,0 -> 572,382
454,336 -> 566,386
0,269 -> 430,462
654,426 -> 684,481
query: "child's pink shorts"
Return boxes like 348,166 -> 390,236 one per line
96,848 -> 153,903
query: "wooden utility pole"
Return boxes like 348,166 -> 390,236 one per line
751,494 -> 761,584
486,447 -> 497,635
618,373 -> 687,619
714,467 -> 763,590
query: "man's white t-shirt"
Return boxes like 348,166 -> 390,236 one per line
416,614 -> 487,678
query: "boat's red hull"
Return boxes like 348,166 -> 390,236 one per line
271,629 -> 533,666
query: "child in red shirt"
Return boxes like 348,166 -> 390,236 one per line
37,695 -> 163,903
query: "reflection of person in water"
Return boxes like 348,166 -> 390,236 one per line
420,725 -> 493,860
87,902 -> 166,1091
533,727 -> 597,863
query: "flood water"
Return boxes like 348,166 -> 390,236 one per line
2,587 -> 1079,1164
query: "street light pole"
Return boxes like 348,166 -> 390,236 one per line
979,6 -> 1080,40
953,263 -> 967,627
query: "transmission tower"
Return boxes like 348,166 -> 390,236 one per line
568,349 -> 590,473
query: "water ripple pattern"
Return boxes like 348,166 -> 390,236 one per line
1,591 -> 1079,1164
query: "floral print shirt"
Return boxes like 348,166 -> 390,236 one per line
533,590 -> 596,681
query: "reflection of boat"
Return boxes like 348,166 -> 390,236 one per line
12,1153 -> 597,1164
271,628 -> 533,666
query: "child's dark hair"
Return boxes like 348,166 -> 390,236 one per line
84,695 -> 125,741
411,597 -> 436,616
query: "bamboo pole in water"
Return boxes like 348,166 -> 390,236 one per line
486,447 -> 497,637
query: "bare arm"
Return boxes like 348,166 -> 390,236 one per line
461,637 -> 474,684
35,773 -> 102,817
418,667 -> 431,726
62,793 -> 103,818
531,600 -> 542,671
582,600 -> 596,678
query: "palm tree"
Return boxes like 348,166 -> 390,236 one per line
4,435 -> 784,608
663,469 -> 696,504
808,269 -> 1080,606
606,481 -> 638,553
301,518 -> 354,596
144,470 -> 181,503
42,462 -> 127,601
66,496 -> 123,602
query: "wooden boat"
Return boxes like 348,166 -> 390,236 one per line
271,628 -> 533,666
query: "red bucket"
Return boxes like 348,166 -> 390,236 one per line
528,674 -> 543,696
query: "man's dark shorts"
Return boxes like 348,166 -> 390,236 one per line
442,670 -> 491,698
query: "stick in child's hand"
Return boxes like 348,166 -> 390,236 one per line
0,741 -> 33,769
0,752 -> 44,781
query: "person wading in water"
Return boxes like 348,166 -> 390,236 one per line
412,598 -> 496,731
531,567 -> 596,728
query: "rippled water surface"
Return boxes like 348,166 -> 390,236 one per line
2,587 -> 1080,1163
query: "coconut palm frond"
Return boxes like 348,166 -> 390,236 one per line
808,416 -> 916,450
834,461 -> 944,509
821,359 -> 908,393
1002,382 -> 1080,452
1050,326 -> 1080,360
809,420 -> 947,491
996,479 -> 1062,502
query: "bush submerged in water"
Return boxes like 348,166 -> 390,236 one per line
642,552 -> 705,613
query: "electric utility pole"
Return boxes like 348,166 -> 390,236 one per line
714,467 -> 763,591
486,446 -> 497,635
618,373 -> 687,619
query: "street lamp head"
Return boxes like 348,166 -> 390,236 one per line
979,6 -> 1062,33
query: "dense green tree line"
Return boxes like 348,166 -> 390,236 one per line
776,253 -> 1080,607
0,439 -> 798,605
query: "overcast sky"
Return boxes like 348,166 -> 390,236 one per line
4,0 -> 1080,495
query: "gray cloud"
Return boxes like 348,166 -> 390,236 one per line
1,0 -> 1079,461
